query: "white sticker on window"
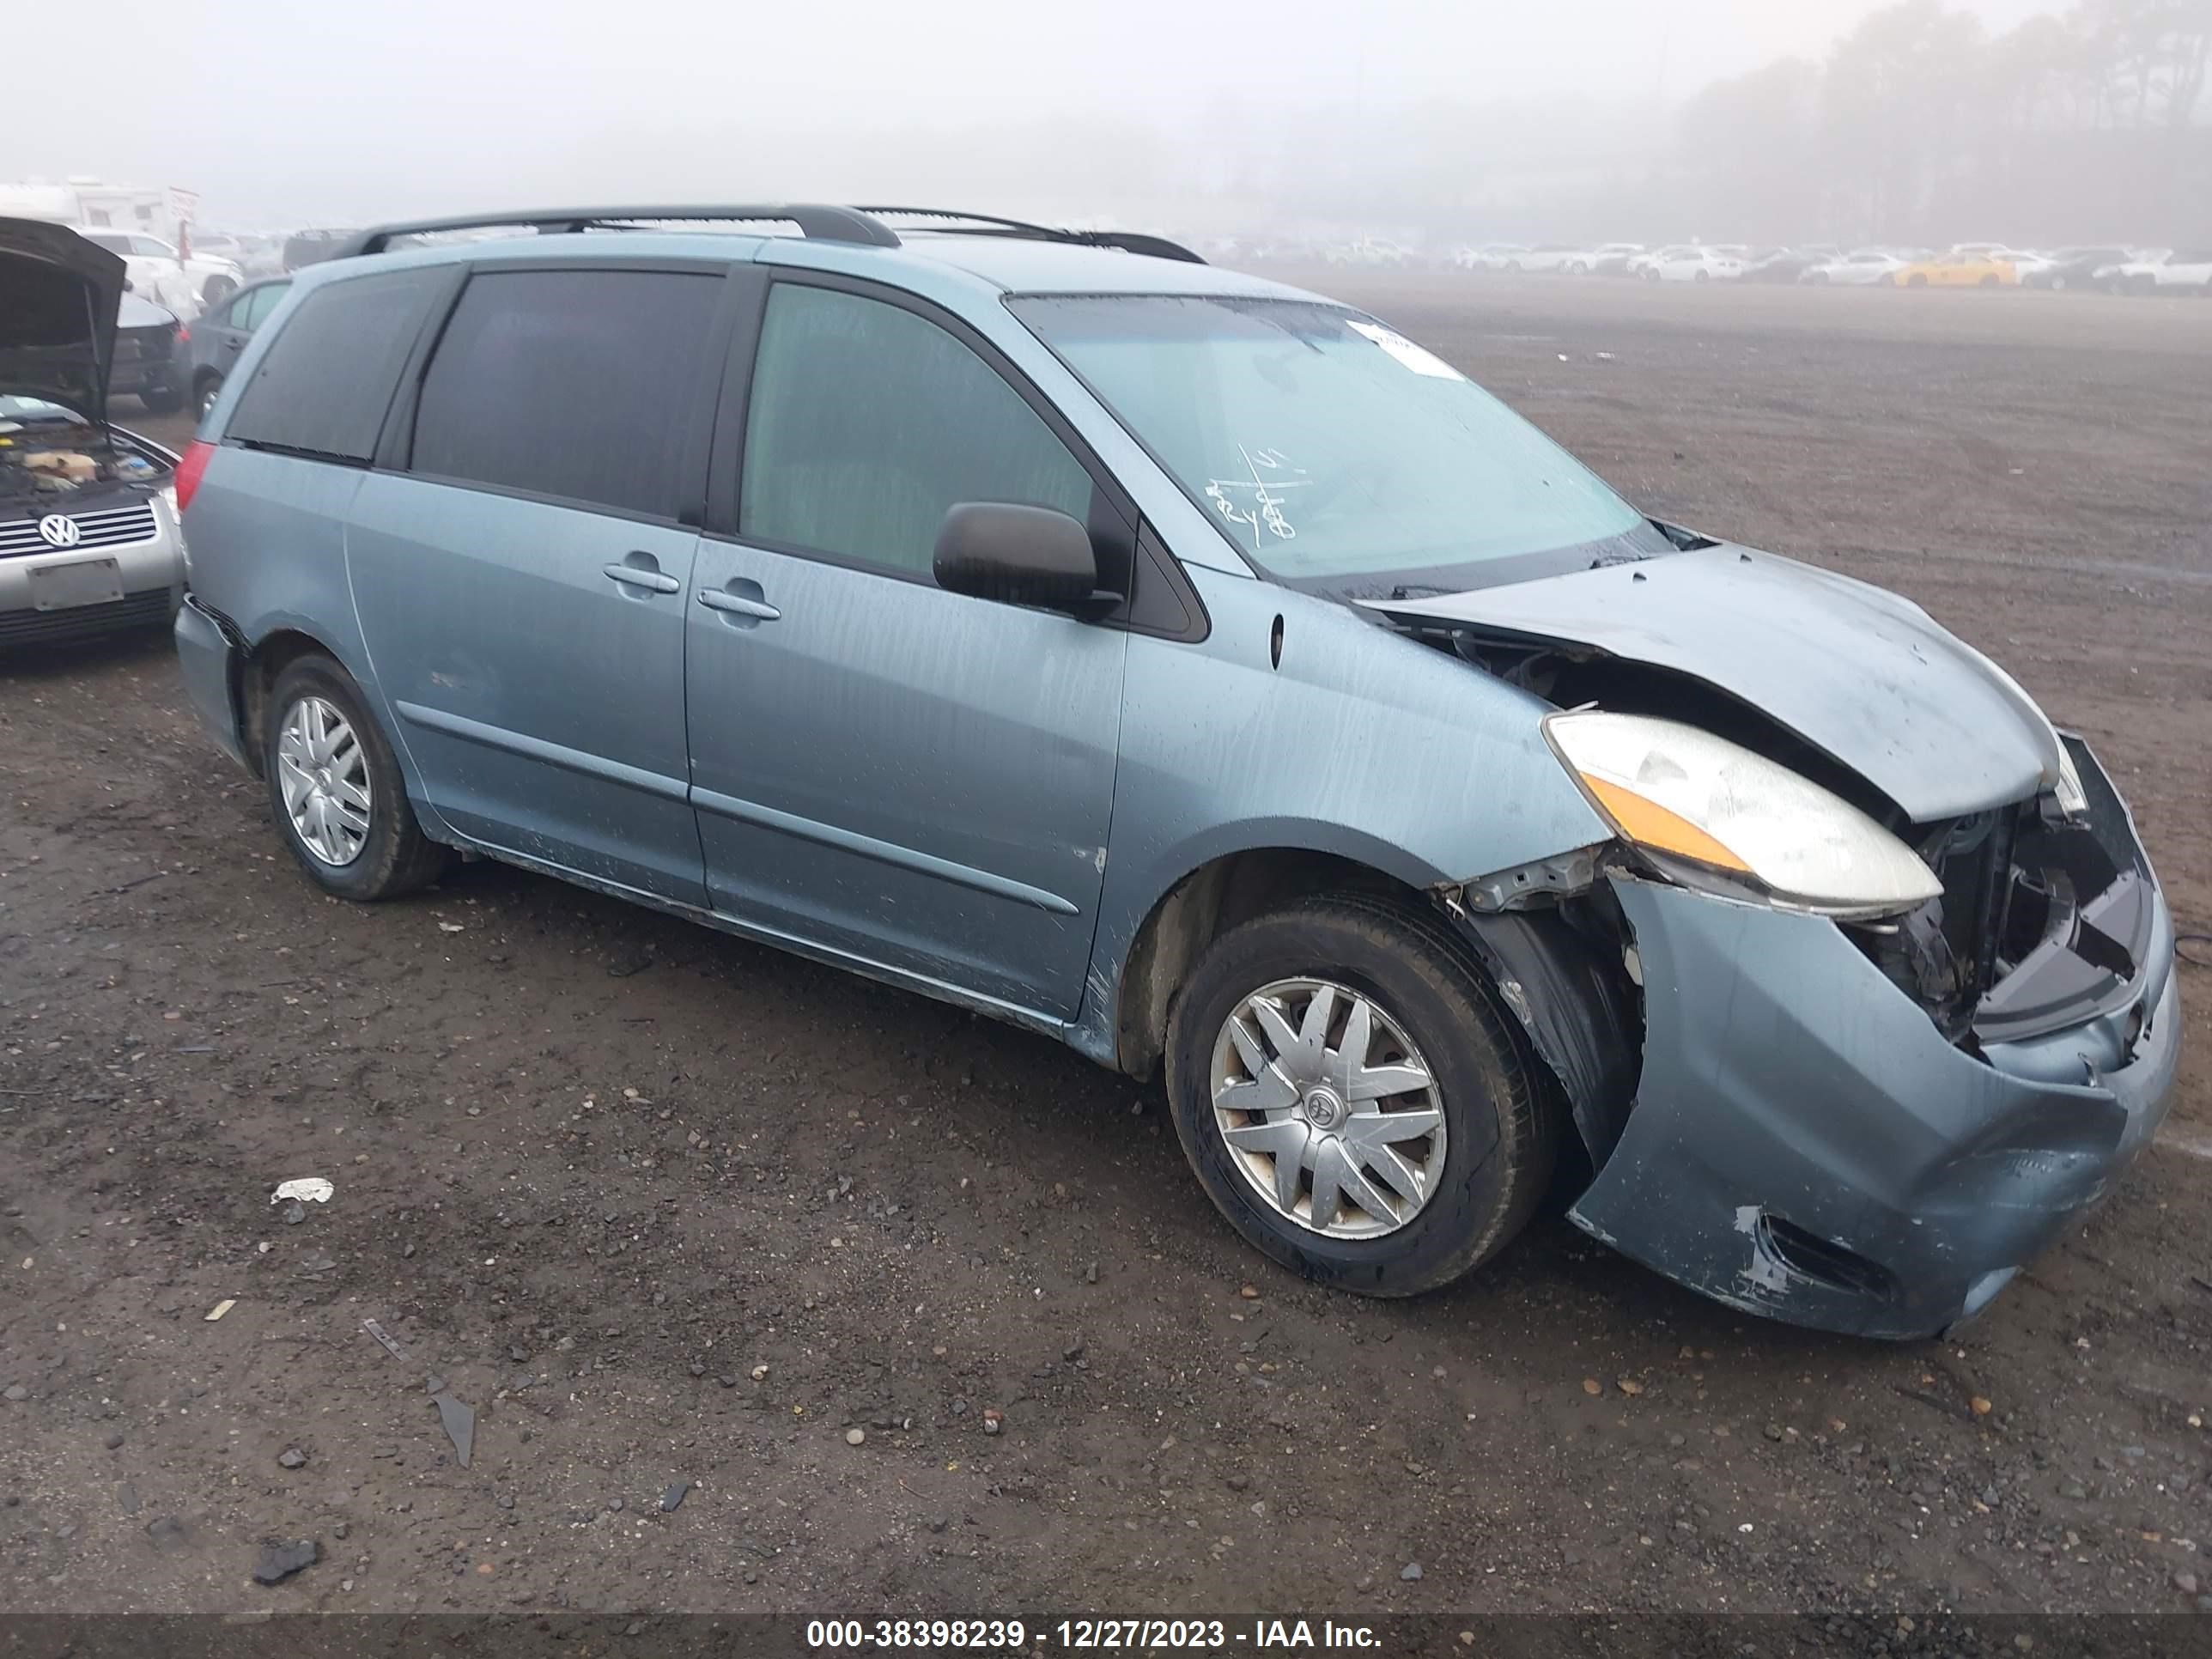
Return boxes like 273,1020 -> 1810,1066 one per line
1347,319 -> 1465,380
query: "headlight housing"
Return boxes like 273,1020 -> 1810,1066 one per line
1545,711 -> 1942,919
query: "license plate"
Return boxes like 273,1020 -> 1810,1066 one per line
27,557 -> 124,612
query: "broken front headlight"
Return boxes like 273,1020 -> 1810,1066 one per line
1544,711 -> 1942,919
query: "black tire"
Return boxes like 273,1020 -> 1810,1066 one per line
1164,894 -> 1558,1297
264,654 -> 450,901
1978,274 -> 1999,288
1693,268 -> 1710,283
201,274 -> 236,306
1906,273 -> 1928,288
138,385 -> 185,414
193,373 -> 223,422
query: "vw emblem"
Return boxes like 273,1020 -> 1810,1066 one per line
37,515 -> 81,550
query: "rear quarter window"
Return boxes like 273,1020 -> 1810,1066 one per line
224,268 -> 448,464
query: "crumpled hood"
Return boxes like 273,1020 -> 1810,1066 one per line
0,216 -> 125,422
1366,542 -> 2062,821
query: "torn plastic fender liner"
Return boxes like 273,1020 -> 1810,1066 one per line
1438,901 -> 1640,1166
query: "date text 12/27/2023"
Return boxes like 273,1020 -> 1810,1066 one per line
804,1619 -> 1385,1650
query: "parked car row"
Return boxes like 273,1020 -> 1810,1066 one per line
1448,240 -> 2212,295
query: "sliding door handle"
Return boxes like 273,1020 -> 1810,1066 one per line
698,587 -> 781,623
603,562 -> 680,595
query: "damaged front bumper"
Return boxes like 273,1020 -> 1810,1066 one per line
1565,742 -> 2179,1340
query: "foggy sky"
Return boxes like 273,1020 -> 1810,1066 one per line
14,0 -> 2063,227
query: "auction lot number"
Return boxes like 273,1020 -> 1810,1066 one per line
806,1620 -> 1028,1649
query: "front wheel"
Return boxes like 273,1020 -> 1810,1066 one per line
194,373 -> 223,421
201,274 -> 236,306
138,385 -> 185,414
264,655 -> 451,901
1165,896 -> 1556,1297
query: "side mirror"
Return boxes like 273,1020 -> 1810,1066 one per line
933,501 -> 1115,615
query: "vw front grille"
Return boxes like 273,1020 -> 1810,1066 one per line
0,501 -> 161,558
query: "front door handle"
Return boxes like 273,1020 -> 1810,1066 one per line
698,586 -> 781,623
603,561 -> 680,595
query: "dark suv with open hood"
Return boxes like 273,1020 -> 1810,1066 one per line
1,218 -> 186,645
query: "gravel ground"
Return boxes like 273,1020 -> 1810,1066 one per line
2,274 -> 2208,1619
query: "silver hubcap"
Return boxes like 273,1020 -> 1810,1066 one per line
276,696 -> 371,867
1210,978 -> 1446,1239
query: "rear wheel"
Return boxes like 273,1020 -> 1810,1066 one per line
264,655 -> 450,901
201,274 -> 236,306
193,373 -> 223,422
1906,273 -> 1928,288
1978,274 -> 2000,288
1693,268 -> 1710,283
1165,896 -> 1556,1297
138,385 -> 185,414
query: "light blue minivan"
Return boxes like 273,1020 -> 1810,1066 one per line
172,206 -> 2178,1338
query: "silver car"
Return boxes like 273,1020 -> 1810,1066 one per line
170,205 -> 2178,1339
2,220 -> 185,647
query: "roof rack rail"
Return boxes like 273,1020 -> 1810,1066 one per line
331,205 -> 902,260
855,206 -> 1206,265
330,204 -> 1206,267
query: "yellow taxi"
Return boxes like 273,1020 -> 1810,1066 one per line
1892,251 -> 2019,288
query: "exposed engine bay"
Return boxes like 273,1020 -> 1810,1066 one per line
0,399 -> 169,502
1869,733 -> 2156,1050
1394,601 -> 2160,1187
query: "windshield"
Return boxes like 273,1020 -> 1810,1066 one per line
1011,295 -> 1659,587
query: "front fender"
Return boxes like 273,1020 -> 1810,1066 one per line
1070,569 -> 1609,1064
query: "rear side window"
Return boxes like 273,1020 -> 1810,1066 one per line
409,269 -> 723,519
225,269 -> 447,463
739,283 -> 1093,577
236,283 -> 289,331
